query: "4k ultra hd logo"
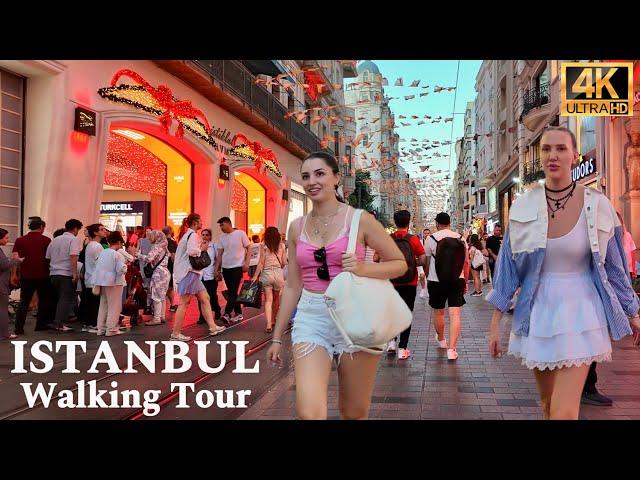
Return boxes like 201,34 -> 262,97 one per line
561,62 -> 634,117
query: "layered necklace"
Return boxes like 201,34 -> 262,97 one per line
310,204 -> 342,243
545,181 -> 576,218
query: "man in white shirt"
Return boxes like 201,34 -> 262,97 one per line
78,223 -> 107,333
424,212 -> 470,361
173,213 -> 226,341
214,216 -> 250,324
45,218 -> 83,332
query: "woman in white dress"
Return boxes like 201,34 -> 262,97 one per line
487,126 -> 640,420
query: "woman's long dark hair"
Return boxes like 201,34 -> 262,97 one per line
469,234 -> 483,251
263,226 -> 281,255
302,151 -> 345,203
0,228 -> 8,241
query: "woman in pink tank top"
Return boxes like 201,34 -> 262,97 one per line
267,152 -> 407,420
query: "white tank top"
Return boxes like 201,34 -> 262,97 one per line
541,209 -> 591,275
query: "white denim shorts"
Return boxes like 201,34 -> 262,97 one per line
291,289 -> 360,364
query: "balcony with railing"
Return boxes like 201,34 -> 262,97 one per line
154,60 -> 325,158
522,158 -> 545,185
521,81 -> 553,131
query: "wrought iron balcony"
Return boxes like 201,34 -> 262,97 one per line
189,60 -> 324,155
522,81 -> 550,117
522,158 -> 545,184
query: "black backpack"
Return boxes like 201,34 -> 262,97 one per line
431,234 -> 466,283
390,233 -> 417,284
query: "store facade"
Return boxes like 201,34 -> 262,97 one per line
0,60 -> 306,241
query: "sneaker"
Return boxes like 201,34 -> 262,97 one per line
106,330 -> 124,337
145,319 -> 162,326
220,314 -> 231,326
81,325 -> 94,332
471,291 -> 483,297
398,348 -> 411,360
6,333 -> 18,339
447,348 -> 459,361
386,339 -> 397,354
581,391 -> 613,406
435,333 -> 447,349
86,326 -> 99,334
170,332 -> 192,341
96,330 -> 106,336
56,325 -> 73,332
233,314 -> 244,323
209,325 -> 226,336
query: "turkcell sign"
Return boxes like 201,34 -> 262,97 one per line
100,203 -> 134,212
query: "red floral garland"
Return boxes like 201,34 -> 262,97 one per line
232,133 -> 279,175
110,69 -> 211,138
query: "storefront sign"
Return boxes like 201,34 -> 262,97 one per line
488,187 -> 497,213
74,107 -> 96,136
100,202 -> 148,214
219,164 -> 230,181
572,157 -> 597,182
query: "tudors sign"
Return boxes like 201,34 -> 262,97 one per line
572,157 -> 597,182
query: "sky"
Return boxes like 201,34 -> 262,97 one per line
347,60 -> 481,180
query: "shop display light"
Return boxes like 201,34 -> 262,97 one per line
105,132 -> 167,195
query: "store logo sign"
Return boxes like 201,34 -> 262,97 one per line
74,107 -> 97,135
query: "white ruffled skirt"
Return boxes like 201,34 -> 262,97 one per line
508,270 -> 612,370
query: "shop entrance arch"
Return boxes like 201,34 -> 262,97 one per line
231,170 -> 267,238
97,113 -> 216,237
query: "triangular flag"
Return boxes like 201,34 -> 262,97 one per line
420,92 -> 429,97
382,77 -> 389,86
394,77 -> 404,86
410,80 -> 420,87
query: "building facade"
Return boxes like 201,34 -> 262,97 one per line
0,59 -> 356,247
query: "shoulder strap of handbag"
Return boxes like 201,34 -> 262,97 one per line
346,208 -> 364,255
152,252 -> 167,271
276,244 -> 285,268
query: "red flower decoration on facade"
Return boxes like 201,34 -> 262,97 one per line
303,70 -> 327,102
232,133 -> 279,175
110,69 -> 211,138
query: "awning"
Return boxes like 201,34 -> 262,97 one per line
242,60 -> 286,77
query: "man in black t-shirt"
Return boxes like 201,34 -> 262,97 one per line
486,224 -> 502,281
163,226 -> 179,312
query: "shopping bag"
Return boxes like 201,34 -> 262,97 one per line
236,280 -> 262,309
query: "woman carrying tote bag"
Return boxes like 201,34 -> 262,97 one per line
266,152 -> 407,420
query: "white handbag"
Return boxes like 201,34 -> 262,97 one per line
471,248 -> 485,269
323,209 -> 413,354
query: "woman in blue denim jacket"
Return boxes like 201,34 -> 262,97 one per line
487,126 -> 640,420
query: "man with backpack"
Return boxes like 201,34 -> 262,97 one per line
424,212 -> 470,361
388,210 -> 427,360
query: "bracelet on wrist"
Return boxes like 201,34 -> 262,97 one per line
271,339 -> 282,345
